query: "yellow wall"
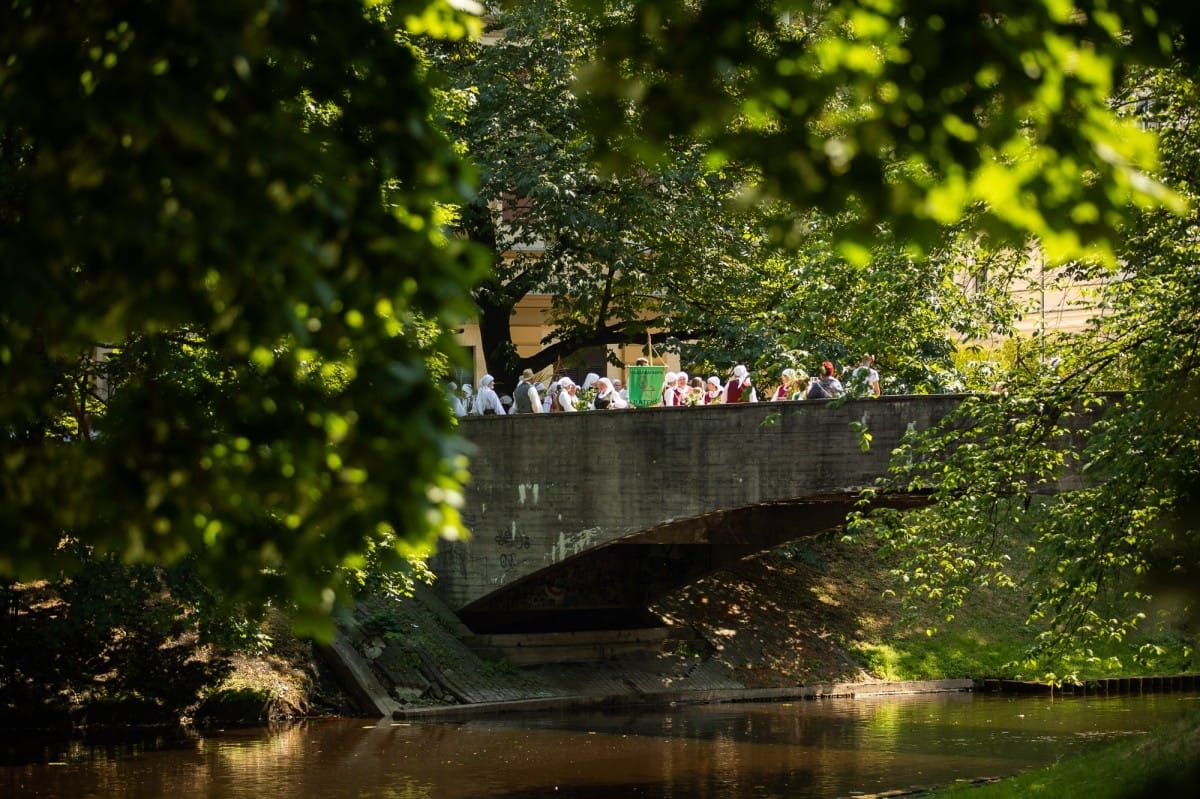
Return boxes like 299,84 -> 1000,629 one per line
457,264 -> 1105,391
1005,273 -> 1111,338
453,295 -> 678,391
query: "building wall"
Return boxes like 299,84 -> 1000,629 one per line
962,243 -> 1116,347
1005,272 -> 1112,338
456,265 -> 1108,394
453,294 -> 679,395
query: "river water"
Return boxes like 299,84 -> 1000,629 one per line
4,691 -> 1197,798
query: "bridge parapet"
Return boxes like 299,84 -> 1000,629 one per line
433,396 -> 983,631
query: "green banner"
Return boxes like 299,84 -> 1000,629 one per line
627,365 -> 665,408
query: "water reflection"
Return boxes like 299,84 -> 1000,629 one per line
3,692 -> 1196,799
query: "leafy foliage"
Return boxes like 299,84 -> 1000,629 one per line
679,216 -> 1016,389
0,1 -> 487,632
577,0 -> 1188,264
0,549 -> 234,723
441,2 -> 1027,391
849,61 -> 1200,679
3,0 -> 1199,656
436,0 -> 777,385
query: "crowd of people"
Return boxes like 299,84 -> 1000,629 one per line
450,355 -> 881,416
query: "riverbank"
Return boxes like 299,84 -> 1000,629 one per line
203,533 -> 881,724
215,530 -> 1193,725
306,532 -> 957,721
7,531 -> 1199,798
4,534 -> 905,732
927,709 -> 1200,798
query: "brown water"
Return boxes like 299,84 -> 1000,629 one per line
3,692 -> 1197,798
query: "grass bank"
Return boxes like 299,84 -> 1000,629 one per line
927,710 -> 1200,798
655,531 -> 1199,798
657,530 -> 1195,687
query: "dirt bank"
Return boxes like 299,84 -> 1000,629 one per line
652,534 -> 888,687
252,532 -> 910,720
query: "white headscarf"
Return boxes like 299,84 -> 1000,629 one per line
556,377 -> 578,412
471,374 -> 505,416
582,372 -> 600,391
732,364 -> 749,380
543,379 -> 560,412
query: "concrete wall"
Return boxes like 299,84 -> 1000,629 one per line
433,396 -> 980,631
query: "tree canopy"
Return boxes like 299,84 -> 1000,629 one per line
577,0 -> 1192,264
436,0 -> 775,386
438,1 -> 1021,390
1,0 -> 487,632
848,60 -> 1200,679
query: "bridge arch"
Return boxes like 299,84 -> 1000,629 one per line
433,396 -> 974,632
455,493 -> 932,633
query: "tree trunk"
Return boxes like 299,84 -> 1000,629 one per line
476,295 -> 522,394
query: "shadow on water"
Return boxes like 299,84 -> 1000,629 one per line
0,725 -> 196,768
3,692 -> 1198,799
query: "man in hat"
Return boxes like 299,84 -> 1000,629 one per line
512,367 -> 542,413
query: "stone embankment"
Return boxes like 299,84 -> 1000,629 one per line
321,584 -> 973,720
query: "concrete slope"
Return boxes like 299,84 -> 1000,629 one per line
322,584 -> 971,720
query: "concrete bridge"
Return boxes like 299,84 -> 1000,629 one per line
431,395 -> 1091,638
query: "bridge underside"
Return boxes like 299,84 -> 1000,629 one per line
457,493 -> 930,634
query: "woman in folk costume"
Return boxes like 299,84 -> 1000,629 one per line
723,364 -> 757,403
661,371 -> 680,406
675,371 -> 690,403
771,368 -> 798,401
448,382 -> 467,417
704,375 -> 723,404
556,377 -> 579,411
471,374 -> 507,415
592,377 -> 627,409
543,379 -> 561,412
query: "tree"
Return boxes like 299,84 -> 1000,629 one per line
1,1 -> 487,633
1,552 -> 236,724
568,1 -> 1200,676
577,0 -> 1189,264
848,60 -> 1200,680
444,0 -> 1189,391
436,0 -> 781,387
679,213 -> 1028,391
